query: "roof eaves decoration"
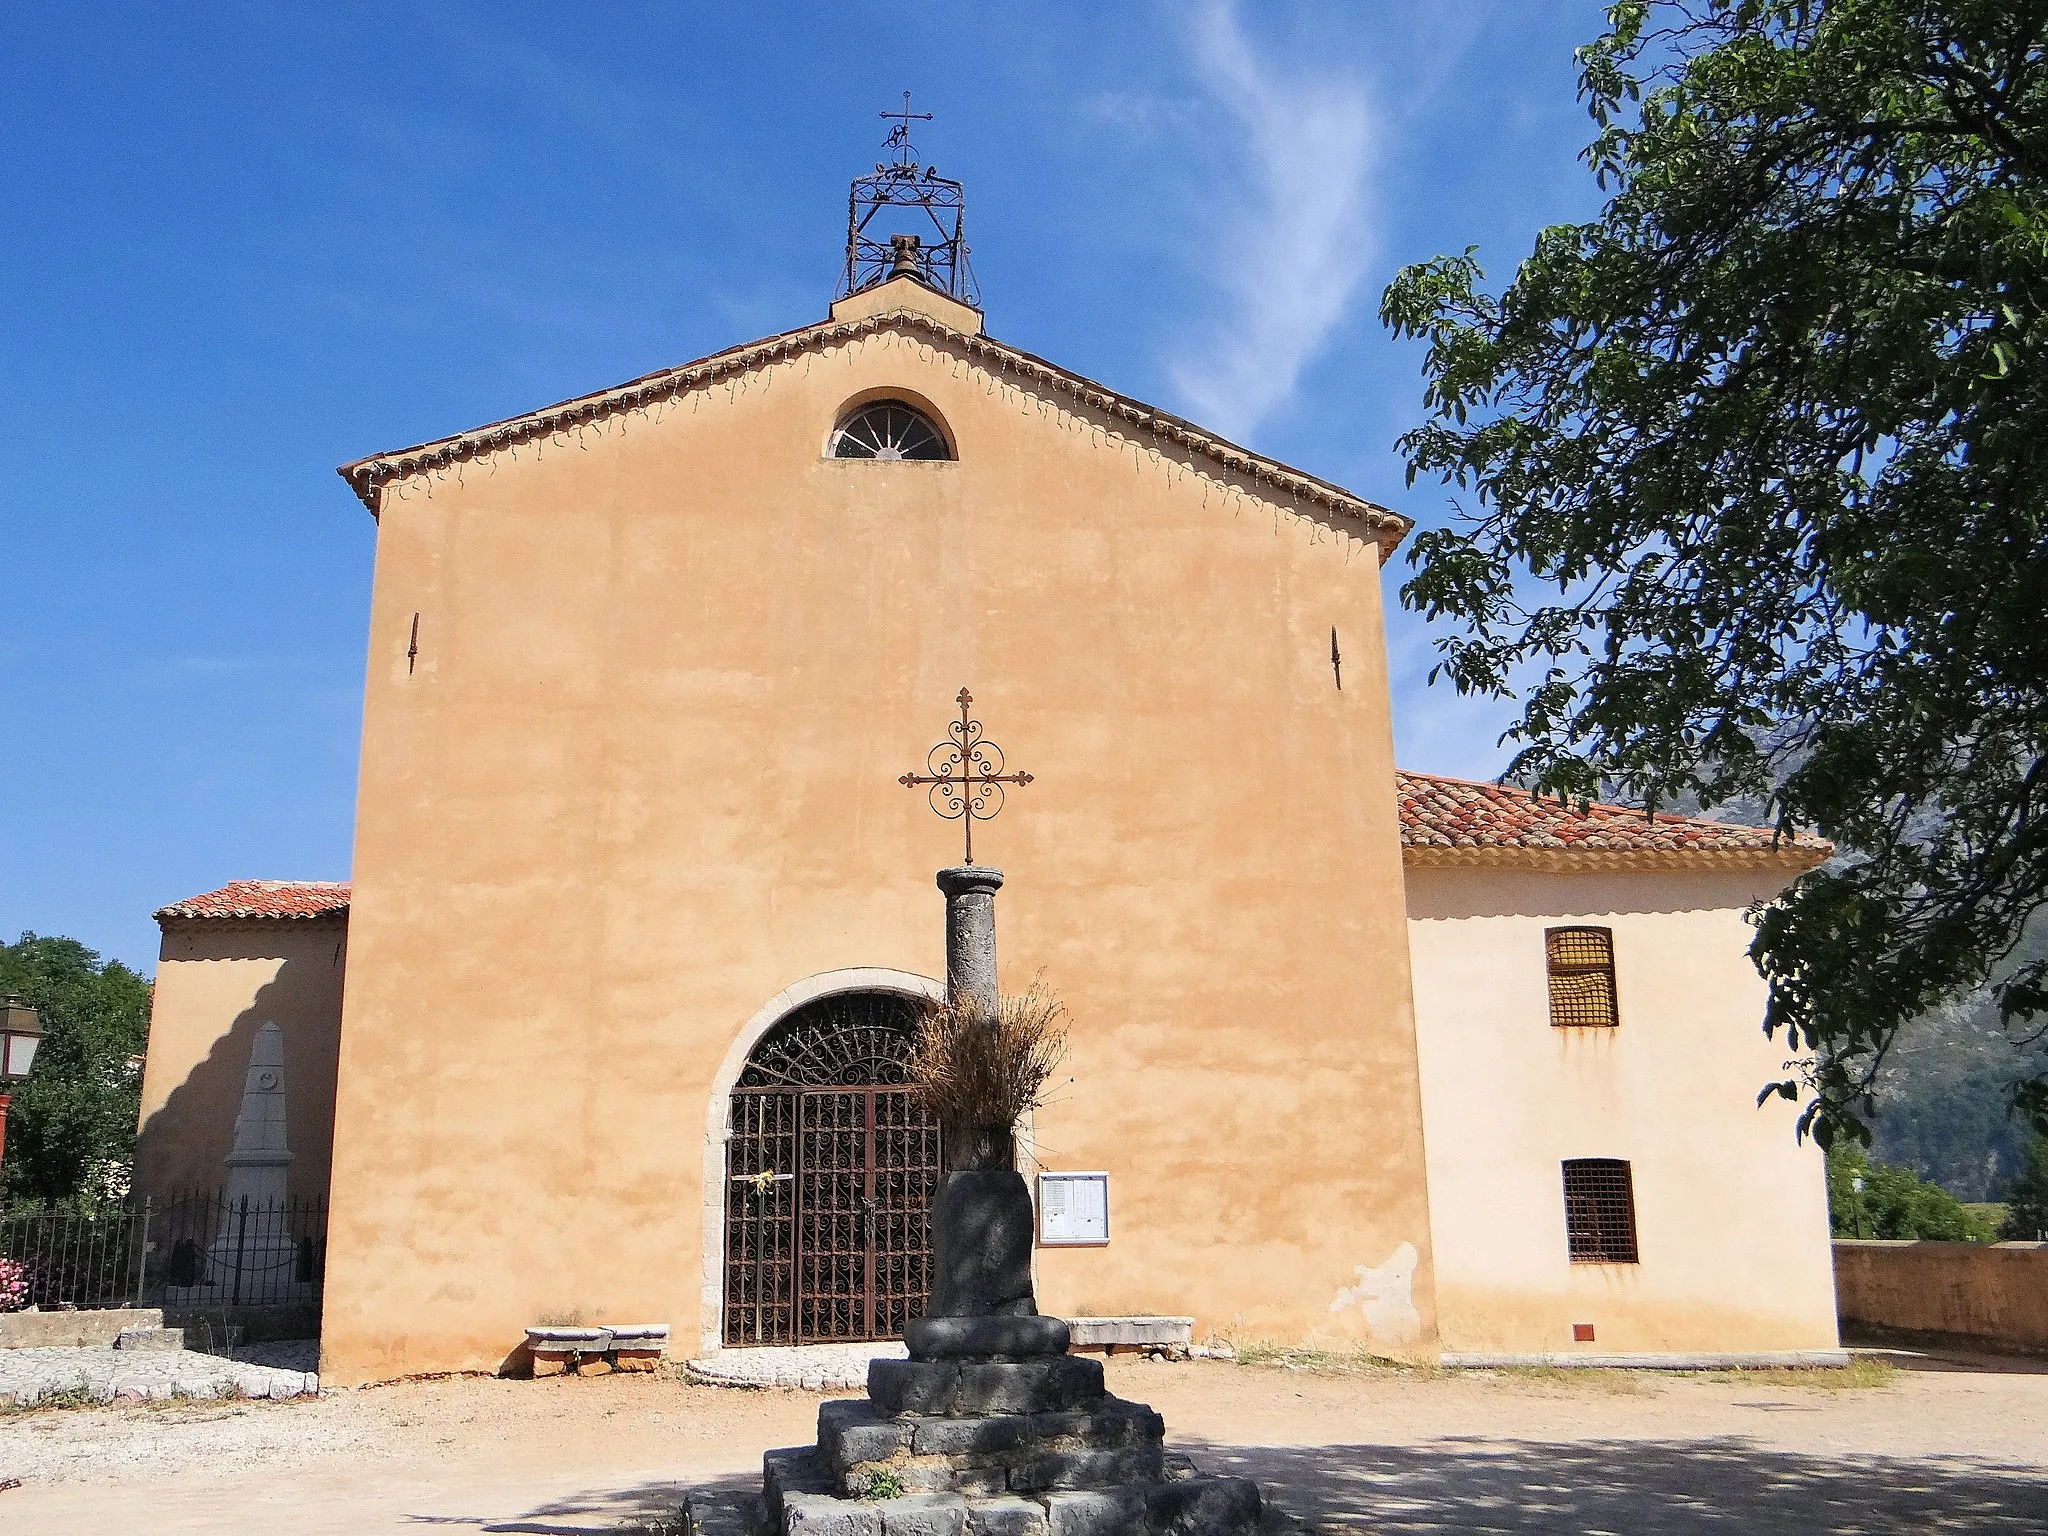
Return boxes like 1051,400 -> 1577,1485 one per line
1395,770 -> 1831,873
336,308 -> 1413,555
154,880 -> 353,923
1401,843 -> 1827,873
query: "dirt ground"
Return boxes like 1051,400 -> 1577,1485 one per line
1,1350 -> 2044,1534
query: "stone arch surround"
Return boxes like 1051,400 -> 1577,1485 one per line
696,967 -> 944,1356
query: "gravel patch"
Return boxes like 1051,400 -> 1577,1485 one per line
687,1341 -> 905,1389
0,1344 -> 318,1407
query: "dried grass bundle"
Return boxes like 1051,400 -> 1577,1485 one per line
909,981 -> 1070,1128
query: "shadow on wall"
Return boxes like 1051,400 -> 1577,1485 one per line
136,937 -> 344,1201
1180,1437 -> 2048,1535
1404,867 -> 1786,923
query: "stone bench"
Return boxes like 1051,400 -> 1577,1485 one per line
525,1323 -> 669,1377
1062,1318 -> 1195,1360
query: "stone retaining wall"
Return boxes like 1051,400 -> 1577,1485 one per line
1834,1239 -> 2048,1355
164,1302 -> 321,1344
0,1309 -> 164,1350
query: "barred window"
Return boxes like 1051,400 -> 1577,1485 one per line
1546,926 -> 1618,1028
1562,1158 -> 1639,1264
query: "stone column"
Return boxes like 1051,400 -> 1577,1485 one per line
936,865 -> 1003,1016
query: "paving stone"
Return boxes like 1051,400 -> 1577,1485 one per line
870,1359 -> 962,1416
876,1493 -> 969,1536
953,1358 -> 1104,1415
1006,1444 -> 1166,1494
785,1492 -> 883,1536
0,1344 -> 318,1406
1041,1488 -> 1149,1536
865,1460 -> 1005,1499
909,1415 -> 1035,1458
765,1447 -> 835,1523
113,1327 -> 184,1352
820,1398 -> 914,1468
1144,1477 -> 1262,1536
690,1342 -> 908,1391
905,1316 -> 1071,1361
1024,1401 -> 1164,1448
966,1497 -> 1050,1536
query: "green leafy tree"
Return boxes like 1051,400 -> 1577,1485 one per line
2000,1132 -> 2048,1239
0,934 -> 151,1208
1380,0 -> 2048,1146
1828,1143 -> 2001,1240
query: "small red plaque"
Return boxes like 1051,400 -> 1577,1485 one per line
1572,1323 -> 1596,1343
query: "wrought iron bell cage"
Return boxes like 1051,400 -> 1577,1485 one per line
839,95 -> 981,306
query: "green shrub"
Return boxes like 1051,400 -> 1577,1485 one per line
1828,1145 -> 2000,1241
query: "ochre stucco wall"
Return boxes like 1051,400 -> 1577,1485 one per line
323,286 -> 1433,1383
1406,866 -> 1839,1355
1835,1240 -> 2048,1352
137,916 -> 348,1201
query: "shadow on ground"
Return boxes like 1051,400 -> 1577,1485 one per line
396,1438 -> 2048,1534
1859,1340 -> 2048,1376
401,1470 -> 757,1534
1181,1437 -> 2048,1535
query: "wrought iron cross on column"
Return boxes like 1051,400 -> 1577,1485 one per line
898,688 -> 1034,865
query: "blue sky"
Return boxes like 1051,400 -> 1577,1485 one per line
2,2 -> 1610,972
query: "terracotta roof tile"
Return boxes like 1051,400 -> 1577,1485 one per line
1396,770 -> 1830,870
155,880 -> 352,922
157,775 -> 1823,919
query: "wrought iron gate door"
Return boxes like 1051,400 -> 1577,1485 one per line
723,993 -> 944,1346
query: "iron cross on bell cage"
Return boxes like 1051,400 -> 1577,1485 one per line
898,689 -> 1034,864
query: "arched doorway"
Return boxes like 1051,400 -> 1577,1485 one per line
722,990 -> 944,1346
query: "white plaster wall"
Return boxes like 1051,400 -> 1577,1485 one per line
1406,867 -> 1839,1355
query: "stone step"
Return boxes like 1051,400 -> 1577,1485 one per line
764,1455 -> 1258,1536
113,1326 -> 185,1353
869,1355 -> 1106,1418
905,1315 -> 1073,1361
817,1397 -> 1166,1497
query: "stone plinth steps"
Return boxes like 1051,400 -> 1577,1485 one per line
753,871 -> 1262,1536
758,1318 -> 1260,1536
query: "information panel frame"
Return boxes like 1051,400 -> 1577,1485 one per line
1036,1171 -> 1110,1248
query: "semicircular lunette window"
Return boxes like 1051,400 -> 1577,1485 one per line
830,400 -> 951,461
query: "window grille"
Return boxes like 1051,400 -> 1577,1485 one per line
1562,1158 -> 1639,1263
1546,926 -> 1618,1027
830,400 -> 950,460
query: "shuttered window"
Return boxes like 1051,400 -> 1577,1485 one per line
1546,926 -> 1619,1028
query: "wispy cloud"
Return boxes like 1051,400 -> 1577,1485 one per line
1165,1 -> 1380,442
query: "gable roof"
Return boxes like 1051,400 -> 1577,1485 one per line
336,292 -> 1412,555
155,881 -> 352,922
1397,770 -> 1830,872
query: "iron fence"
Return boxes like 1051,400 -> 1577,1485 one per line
0,1192 -> 327,1312
0,1204 -> 146,1310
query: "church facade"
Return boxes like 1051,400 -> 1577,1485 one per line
138,271 -> 1841,1386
